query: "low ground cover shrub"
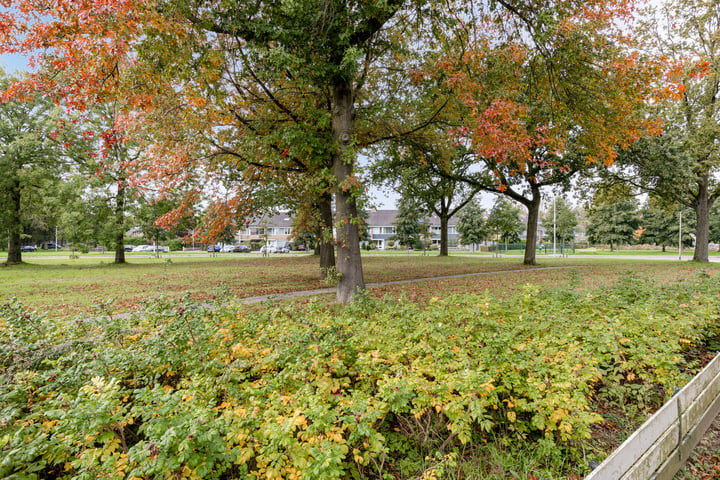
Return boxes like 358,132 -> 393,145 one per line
1,271 -> 719,479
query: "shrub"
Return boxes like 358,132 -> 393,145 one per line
167,238 -> 183,251
1,273 -> 717,479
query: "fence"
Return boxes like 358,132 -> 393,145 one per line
585,352 -> 720,479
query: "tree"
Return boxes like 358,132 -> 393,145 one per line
150,0 -> 427,302
0,71 -> 69,265
586,199 -> 641,250
371,127 -> 479,256
392,197 -> 426,249
456,201 -> 489,251
1,0 -> 659,298
638,203 -> 695,251
541,198 -> 578,247
608,0 -> 720,262
429,0 -> 661,265
486,197 -> 524,248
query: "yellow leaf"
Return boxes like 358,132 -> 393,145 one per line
507,411 -> 516,423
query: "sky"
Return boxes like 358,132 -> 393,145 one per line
0,52 -> 30,75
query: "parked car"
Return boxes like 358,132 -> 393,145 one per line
221,244 -> 236,253
207,244 -> 221,252
20,245 -> 37,252
131,245 -> 155,252
232,245 -> 251,253
260,245 -> 278,254
296,245 -> 306,251
43,243 -> 61,250
124,245 -> 135,252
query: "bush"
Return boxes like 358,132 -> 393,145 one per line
167,238 -> 183,251
1,273 -> 717,479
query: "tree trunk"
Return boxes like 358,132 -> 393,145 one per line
114,182 -> 126,264
522,188 -> 541,265
6,183 -> 22,265
317,191 -> 336,274
439,214 -> 449,256
694,176 -> 710,262
332,77 -> 365,304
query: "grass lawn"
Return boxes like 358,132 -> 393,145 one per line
1,254 -> 552,317
4,252 -> 711,317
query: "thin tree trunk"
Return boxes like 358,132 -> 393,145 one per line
6,183 -> 22,265
317,191 -> 336,274
523,187 -> 541,265
332,77 -> 364,303
114,182 -> 126,264
694,176 -> 710,262
439,215 -> 449,256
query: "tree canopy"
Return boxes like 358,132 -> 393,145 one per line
0,0 -> 673,295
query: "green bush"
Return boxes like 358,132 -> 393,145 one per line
167,238 -> 183,251
1,273 -> 718,479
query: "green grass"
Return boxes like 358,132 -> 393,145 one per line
0,254 -> 546,317
3,252 -> 717,318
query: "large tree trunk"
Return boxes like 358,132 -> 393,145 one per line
439,214 -> 449,256
6,183 -> 22,265
114,182 -> 126,264
693,175 -> 710,262
317,191 -> 336,274
332,77 -> 365,304
523,187 -> 541,265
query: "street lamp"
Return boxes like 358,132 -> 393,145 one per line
553,196 -> 557,257
679,209 -> 682,261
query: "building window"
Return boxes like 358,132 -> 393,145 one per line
383,227 -> 395,234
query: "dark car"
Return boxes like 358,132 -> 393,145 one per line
124,245 -> 135,252
43,243 -> 61,250
20,245 -> 37,252
232,245 -> 251,253
207,244 -> 221,252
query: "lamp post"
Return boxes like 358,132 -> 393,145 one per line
679,210 -> 682,261
553,196 -> 557,257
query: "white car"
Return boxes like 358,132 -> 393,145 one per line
132,245 -> 151,252
221,245 -> 236,253
260,245 -> 279,254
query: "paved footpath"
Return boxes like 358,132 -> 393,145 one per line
237,265 -> 578,304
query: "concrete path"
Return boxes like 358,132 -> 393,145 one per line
236,265 -> 578,304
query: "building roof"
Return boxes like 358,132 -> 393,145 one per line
367,209 -> 397,227
367,209 -> 459,227
245,213 -> 294,229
